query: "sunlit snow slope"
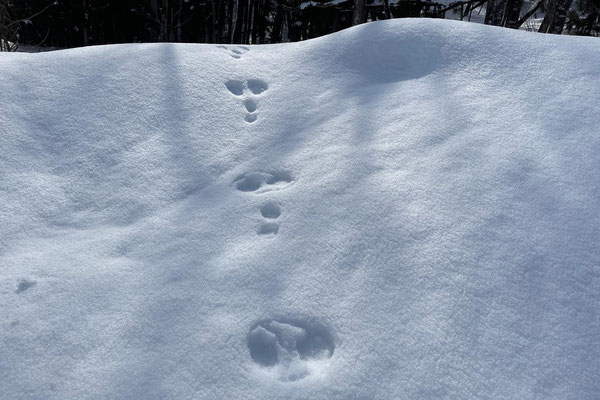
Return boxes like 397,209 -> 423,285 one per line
1,19 -> 599,399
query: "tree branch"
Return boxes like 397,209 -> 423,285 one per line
6,1 -> 56,28
514,0 -> 543,28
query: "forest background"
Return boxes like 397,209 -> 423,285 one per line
0,0 -> 598,52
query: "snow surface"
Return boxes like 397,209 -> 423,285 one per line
1,19 -> 599,399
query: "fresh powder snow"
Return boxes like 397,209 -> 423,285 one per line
1,18 -> 599,399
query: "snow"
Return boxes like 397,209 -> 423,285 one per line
1,18 -> 599,399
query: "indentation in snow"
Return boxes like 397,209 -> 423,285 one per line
260,202 -> 281,219
217,45 -> 249,59
15,279 -> 37,294
225,80 -> 244,96
244,98 -> 257,113
247,79 -> 269,95
248,318 -> 334,381
233,171 -> 294,193
226,79 -> 268,121
257,222 -> 279,236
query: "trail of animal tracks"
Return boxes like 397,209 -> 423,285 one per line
1,18 -> 599,399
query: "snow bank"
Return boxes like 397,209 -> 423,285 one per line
1,19 -> 599,399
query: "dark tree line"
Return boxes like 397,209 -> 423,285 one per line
565,0 -> 600,35
0,0 -> 597,51
1,0 -> 447,49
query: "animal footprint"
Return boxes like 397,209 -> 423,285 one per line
233,172 -> 292,237
258,202 -> 281,237
225,79 -> 269,97
225,80 -> 244,96
225,79 -> 269,123
257,222 -> 279,236
233,171 -> 294,194
247,318 -> 335,382
217,45 -> 249,59
15,279 -> 36,294
261,202 -> 281,219
247,79 -> 268,95
244,99 -> 257,113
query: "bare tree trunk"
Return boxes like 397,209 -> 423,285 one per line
243,0 -> 252,43
513,0 -> 543,28
82,0 -> 90,45
286,11 -> 300,41
177,0 -> 183,41
271,4 -> 284,43
539,0 -> 573,33
154,0 -> 168,41
217,0 -> 225,43
353,0 -> 365,25
484,0 -> 494,24
211,0 -> 218,43
250,0 -> 257,44
230,0 -> 237,42
159,11 -> 167,40
539,0 -> 556,32
382,0 -> 392,19
502,0 -> 524,27
149,0 -> 159,22
232,0 -> 244,43
256,0 -> 267,44
485,0 -> 507,25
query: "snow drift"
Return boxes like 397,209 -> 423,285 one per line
1,19 -> 599,399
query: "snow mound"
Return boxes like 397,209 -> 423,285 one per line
1,19 -> 599,399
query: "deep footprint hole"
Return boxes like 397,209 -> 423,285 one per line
244,99 -> 257,113
257,223 -> 279,236
266,170 -> 293,185
247,79 -> 269,95
225,80 -> 244,96
234,171 -> 294,193
247,318 -> 335,378
235,172 -> 265,192
260,202 -> 281,219
247,325 -> 279,366
15,279 -> 37,294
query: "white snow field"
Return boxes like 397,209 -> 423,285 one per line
1,18 -> 599,399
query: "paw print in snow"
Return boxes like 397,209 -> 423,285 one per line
217,45 -> 249,59
247,318 -> 335,382
225,79 -> 269,123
